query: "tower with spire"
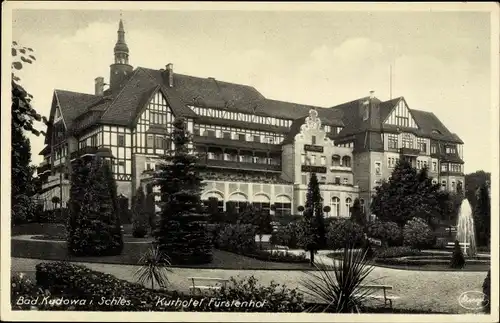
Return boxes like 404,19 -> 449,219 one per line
109,19 -> 133,93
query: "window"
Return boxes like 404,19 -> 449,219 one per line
320,176 -> 326,184
302,174 -> 307,184
266,137 -> 274,144
238,134 -> 245,141
310,155 -> 316,165
441,163 -> 448,172
402,133 -> 413,148
417,138 -> 427,153
312,136 -> 316,145
375,162 -> 381,175
301,154 -> 306,164
146,135 -> 154,148
342,156 -> 351,167
417,160 -> 421,169
223,132 -> 231,139
445,146 -> 457,154
441,180 -> 447,190
206,130 -> 216,137
343,178 -> 348,185
320,156 -> 326,166
334,176 -> 340,185
360,199 -> 365,214
117,134 -> 125,147
396,116 -> 409,127
346,198 -> 352,217
431,145 -> 437,154
388,134 -> 398,149
451,181 -> 456,192
330,197 -> 340,217
252,156 -> 259,164
207,152 -> 215,160
331,155 -> 341,167
155,136 -> 165,149
253,135 -> 261,143
117,161 -> 125,174
432,161 -> 437,172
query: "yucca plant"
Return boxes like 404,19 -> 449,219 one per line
300,245 -> 376,313
134,244 -> 173,290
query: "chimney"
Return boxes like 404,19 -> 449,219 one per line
95,77 -> 104,96
369,90 -> 375,99
165,63 -> 174,87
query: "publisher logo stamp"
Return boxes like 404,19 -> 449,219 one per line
458,291 -> 487,310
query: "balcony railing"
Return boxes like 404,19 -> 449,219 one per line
193,135 -> 282,152
199,159 -> 281,172
301,165 -> 327,173
37,162 -> 51,175
70,146 -> 99,160
399,147 -> 420,156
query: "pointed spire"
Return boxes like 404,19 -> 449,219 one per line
114,19 -> 129,64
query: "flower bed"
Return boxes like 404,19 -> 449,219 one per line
243,249 -> 309,263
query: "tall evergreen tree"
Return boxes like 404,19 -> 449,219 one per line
153,117 -> 212,265
301,173 -> 325,265
474,183 -> 490,247
371,160 -> 442,227
67,157 -> 123,256
350,198 -> 364,227
132,186 -> 148,237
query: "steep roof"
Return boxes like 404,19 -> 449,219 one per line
55,90 -> 101,128
410,109 -> 463,144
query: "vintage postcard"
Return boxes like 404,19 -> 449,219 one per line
2,1 -> 498,322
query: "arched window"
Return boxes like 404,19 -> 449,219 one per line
330,197 -> 340,217
252,194 -> 271,214
346,198 -> 352,217
227,192 -> 248,213
342,156 -> 351,167
275,195 -> 292,216
331,155 -> 341,167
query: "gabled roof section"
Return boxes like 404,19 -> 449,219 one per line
379,97 -> 402,121
44,90 -> 101,144
410,109 -> 463,144
100,68 -> 198,126
329,96 -> 377,137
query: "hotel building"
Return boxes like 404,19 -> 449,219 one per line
35,20 -> 465,218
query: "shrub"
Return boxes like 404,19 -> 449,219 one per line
403,217 -> 434,250
482,270 -> 490,313
367,221 -> 403,247
374,246 -> 422,258
270,221 -> 303,248
433,237 -> 448,249
449,240 -> 466,269
325,218 -> 364,250
217,223 -> 257,253
203,276 -> 306,312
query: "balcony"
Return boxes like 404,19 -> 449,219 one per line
199,159 -> 281,172
399,147 -> 420,156
329,165 -> 352,172
301,165 -> 327,173
193,135 -> 281,152
37,162 -> 51,175
440,171 -> 465,177
70,146 -> 114,160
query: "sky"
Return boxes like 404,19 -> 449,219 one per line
10,4 -> 495,173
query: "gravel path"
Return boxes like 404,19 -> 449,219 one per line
11,256 -> 487,314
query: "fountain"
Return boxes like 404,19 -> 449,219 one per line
455,199 -> 477,257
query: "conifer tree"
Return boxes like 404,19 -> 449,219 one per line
350,198 -> 365,227
474,183 -> 490,247
67,157 -> 123,256
371,160 -> 442,227
153,117 -> 212,265
301,173 -> 325,265
132,186 -> 148,238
